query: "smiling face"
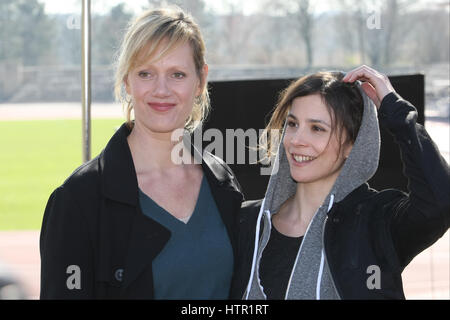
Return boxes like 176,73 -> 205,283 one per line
283,94 -> 353,185
125,41 -> 207,134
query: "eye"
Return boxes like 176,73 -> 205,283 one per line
287,120 -> 298,128
138,71 -> 153,79
312,125 -> 326,132
172,72 -> 186,79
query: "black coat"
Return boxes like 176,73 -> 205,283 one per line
231,93 -> 450,299
40,123 -> 244,299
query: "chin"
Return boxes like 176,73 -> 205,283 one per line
152,123 -> 182,133
289,172 -> 312,184
139,119 -> 185,134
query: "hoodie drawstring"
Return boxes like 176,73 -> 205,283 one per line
316,194 -> 334,300
327,194 -> 335,212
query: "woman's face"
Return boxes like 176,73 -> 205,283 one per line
283,94 -> 352,185
125,41 -> 207,134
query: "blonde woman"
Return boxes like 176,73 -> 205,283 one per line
40,7 -> 243,299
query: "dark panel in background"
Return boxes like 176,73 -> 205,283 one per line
203,74 -> 424,200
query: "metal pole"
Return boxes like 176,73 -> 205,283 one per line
81,0 -> 91,163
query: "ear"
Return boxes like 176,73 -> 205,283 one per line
343,141 -> 353,159
196,64 -> 209,96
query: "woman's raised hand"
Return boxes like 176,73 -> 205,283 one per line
342,65 -> 396,109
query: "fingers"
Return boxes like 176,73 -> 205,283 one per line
342,65 -> 384,81
342,65 -> 395,104
360,82 -> 381,109
342,65 -> 381,83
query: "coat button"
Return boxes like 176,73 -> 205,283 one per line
114,269 -> 124,282
333,217 -> 340,223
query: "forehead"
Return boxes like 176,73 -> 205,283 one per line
290,94 -> 331,120
134,40 -> 195,69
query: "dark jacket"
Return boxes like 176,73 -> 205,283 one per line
231,93 -> 450,299
40,123 -> 244,299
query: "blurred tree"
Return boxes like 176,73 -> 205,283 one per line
218,2 -> 258,64
258,0 -> 316,68
51,14 -> 81,66
0,0 -> 54,65
295,0 -> 314,68
336,0 -> 420,68
383,0 -> 398,66
92,3 -> 133,65
408,6 -> 450,65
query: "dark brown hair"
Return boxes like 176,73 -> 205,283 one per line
260,71 -> 364,160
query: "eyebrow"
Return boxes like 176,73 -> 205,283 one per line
287,113 -> 331,128
138,64 -> 189,70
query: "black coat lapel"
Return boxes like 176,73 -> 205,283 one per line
121,207 -> 171,289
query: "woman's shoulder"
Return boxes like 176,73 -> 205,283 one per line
43,154 -> 104,229
58,153 -> 102,198
365,187 -> 407,207
340,184 -> 407,214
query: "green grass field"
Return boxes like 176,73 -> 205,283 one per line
0,119 -> 124,230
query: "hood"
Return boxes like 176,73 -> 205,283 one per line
264,80 -> 380,214
245,81 -> 380,299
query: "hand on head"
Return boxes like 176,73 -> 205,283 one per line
342,65 -> 396,109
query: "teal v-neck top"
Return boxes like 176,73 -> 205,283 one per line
138,176 -> 234,299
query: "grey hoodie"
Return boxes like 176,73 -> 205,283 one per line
244,83 -> 380,300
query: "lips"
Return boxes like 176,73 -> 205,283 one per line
147,102 -> 176,112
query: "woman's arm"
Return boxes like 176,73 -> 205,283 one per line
344,65 -> 450,268
40,186 -> 95,299
377,92 -> 450,268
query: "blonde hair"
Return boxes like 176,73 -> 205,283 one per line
114,6 -> 210,131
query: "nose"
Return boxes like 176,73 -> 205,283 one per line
153,76 -> 171,97
289,126 -> 308,147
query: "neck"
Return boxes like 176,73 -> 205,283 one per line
291,171 -> 340,223
127,122 -> 190,174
